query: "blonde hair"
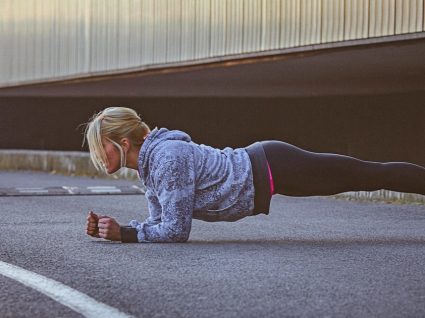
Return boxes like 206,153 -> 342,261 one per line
83,107 -> 150,172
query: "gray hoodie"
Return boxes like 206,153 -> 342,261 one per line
128,128 -> 255,243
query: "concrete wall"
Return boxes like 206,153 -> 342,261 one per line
1,92 -> 424,167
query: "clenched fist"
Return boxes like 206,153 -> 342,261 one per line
86,210 -> 121,241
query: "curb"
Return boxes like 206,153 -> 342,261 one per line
0,149 -> 423,204
334,191 -> 424,205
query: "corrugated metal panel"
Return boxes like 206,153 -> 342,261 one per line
262,0 -> 281,50
2,0 -> 425,87
322,0 -> 344,43
10,0 -> 25,81
242,0 -> 262,52
300,0 -> 322,45
153,0 -> 167,64
166,0 -> 181,62
91,0 -> 107,71
417,0 -> 424,31
280,0 -> 301,48
395,0 -> 424,34
117,1 -> 134,69
1,1 -> 10,81
396,0 -> 409,34
194,1 -> 210,59
210,0 -> 226,56
140,0 -> 154,65
369,0 -> 396,37
226,0 -> 243,54
33,1 -> 45,78
181,0 -> 195,60
106,0 -> 120,68
127,0 -> 142,67
345,0 -> 369,40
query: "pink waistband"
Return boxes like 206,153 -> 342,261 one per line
266,160 -> 275,196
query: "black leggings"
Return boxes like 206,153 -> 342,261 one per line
261,141 -> 425,197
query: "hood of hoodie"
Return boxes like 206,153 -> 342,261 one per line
137,127 -> 192,180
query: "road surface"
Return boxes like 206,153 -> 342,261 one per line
0,171 -> 424,317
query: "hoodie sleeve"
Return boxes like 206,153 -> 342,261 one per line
129,150 -> 196,243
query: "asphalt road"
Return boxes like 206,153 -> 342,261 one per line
0,171 -> 424,318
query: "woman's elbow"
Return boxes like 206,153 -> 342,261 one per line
167,228 -> 190,243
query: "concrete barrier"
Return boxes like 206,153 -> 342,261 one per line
0,149 -> 423,204
334,191 -> 424,205
0,149 -> 139,180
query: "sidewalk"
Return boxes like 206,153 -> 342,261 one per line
0,149 -> 423,204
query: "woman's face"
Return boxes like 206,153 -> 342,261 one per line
102,138 -> 121,174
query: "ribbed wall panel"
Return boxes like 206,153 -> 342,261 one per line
181,0 -> 195,60
210,0 -> 226,56
166,0 -> 181,62
262,0 -> 281,50
395,0 -> 424,34
1,2 -> 9,80
280,0 -> 301,48
117,0 -> 130,67
226,0 -> 243,54
127,0 -> 142,67
194,1 -> 210,58
1,0 -> 425,86
345,0 -> 369,40
153,0 -> 167,64
417,0 -> 424,31
243,0 -> 262,52
140,0 -> 154,65
300,0 -> 322,45
370,0 -> 395,37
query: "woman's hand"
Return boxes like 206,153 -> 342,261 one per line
86,210 -> 121,241
86,210 -> 100,238
98,216 -> 122,241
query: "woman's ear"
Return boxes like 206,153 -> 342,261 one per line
120,138 -> 131,151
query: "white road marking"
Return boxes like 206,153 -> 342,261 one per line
86,186 -> 119,190
87,186 -> 122,194
0,186 -> 145,196
16,187 -> 49,194
62,186 -> 78,194
0,261 -> 134,318
90,189 -> 122,193
18,189 -> 49,193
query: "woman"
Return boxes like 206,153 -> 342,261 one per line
84,107 -> 425,243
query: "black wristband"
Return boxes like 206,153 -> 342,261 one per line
120,226 -> 138,243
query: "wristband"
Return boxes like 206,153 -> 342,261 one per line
120,226 -> 138,243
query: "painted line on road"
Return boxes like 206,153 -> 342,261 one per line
18,190 -> 49,194
0,261 -> 135,318
88,186 -> 122,194
62,186 -> 78,194
0,186 -> 145,196
86,186 -> 119,189
90,189 -> 122,194
16,187 -> 49,194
